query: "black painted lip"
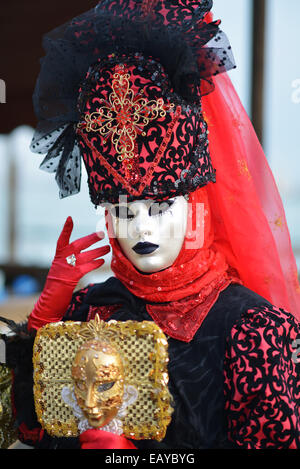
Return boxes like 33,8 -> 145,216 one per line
132,242 -> 159,255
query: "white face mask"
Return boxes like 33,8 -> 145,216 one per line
108,196 -> 188,273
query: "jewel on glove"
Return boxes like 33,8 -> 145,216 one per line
66,254 -> 77,267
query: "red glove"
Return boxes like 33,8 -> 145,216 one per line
80,429 -> 137,450
27,216 -> 111,331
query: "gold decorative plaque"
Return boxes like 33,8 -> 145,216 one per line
33,317 -> 172,441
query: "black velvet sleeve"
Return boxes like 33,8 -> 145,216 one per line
1,320 -> 41,446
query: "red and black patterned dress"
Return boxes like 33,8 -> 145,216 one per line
6,278 -> 300,449
56,278 -> 300,449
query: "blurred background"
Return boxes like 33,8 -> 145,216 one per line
0,0 -> 299,324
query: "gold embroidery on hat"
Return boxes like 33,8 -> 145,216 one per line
81,65 -> 168,166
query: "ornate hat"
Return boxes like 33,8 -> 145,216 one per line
30,0 -> 235,205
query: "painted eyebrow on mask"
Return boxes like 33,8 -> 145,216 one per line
111,199 -> 176,219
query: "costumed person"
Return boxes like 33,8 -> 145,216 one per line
2,0 -> 300,450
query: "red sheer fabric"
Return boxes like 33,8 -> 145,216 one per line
202,72 -> 300,319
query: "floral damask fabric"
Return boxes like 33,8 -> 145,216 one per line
224,305 -> 300,449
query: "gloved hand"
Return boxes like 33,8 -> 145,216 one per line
79,429 -> 137,449
27,216 -> 110,331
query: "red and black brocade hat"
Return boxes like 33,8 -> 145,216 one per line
30,0 -> 235,205
76,53 -> 214,204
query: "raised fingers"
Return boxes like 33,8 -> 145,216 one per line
70,231 -> 106,253
80,257 -> 106,275
77,245 -> 111,265
56,217 -> 74,251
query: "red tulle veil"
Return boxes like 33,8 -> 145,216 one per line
202,71 -> 300,319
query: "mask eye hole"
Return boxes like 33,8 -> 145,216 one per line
75,380 -> 86,391
111,205 -> 135,220
97,381 -> 115,393
149,199 -> 175,217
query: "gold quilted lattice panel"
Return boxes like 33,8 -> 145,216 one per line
33,319 -> 172,441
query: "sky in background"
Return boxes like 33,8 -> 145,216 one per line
213,0 -> 252,113
264,0 -> 300,262
264,0 -> 300,197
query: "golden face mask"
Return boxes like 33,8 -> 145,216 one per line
33,317 -> 173,441
72,339 -> 124,428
